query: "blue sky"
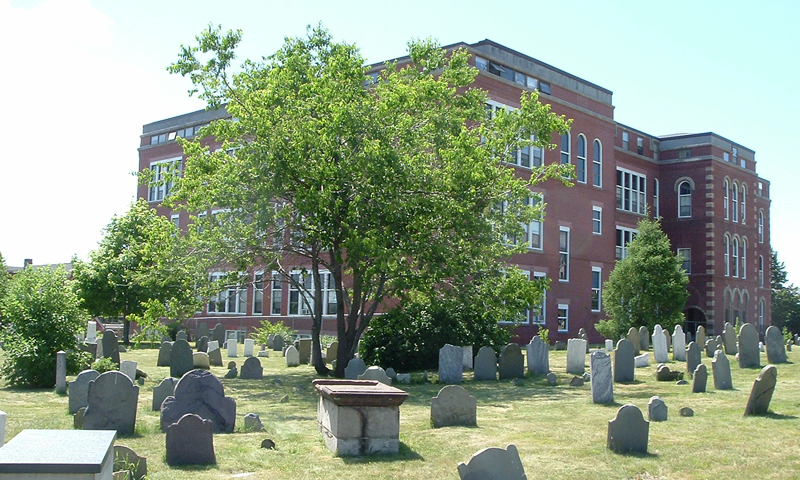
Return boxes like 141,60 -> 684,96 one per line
1,0 -> 798,285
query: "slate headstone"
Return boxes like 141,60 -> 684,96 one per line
696,325 -> 706,351
679,407 -> 694,417
457,444 -> 526,480
737,323 -> 760,368
196,322 -> 210,346
648,396 -> 667,422
462,345 -> 473,370
224,367 -> 237,379
652,325 -> 669,363
272,335 -> 284,352
744,364 -> 778,416
326,342 -> 338,364
664,329 -> 671,352
607,404 -> 649,454
686,341 -> 701,374
285,346 -> 300,367
160,369 -> 236,433
656,364 -> 683,381
176,330 -> 187,342
765,325 -> 787,364
638,326 -> 649,352
120,360 -> 137,383
613,339 -> 635,383
240,357 -> 263,380
473,346 -> 497,381
526,336 -> 549,376
68,369 -> 100,414
566,338 -> 587,375
55,350 -> 67,394
626,327 -> 640,356
722,322 -> 738,355
692,363 -> 708,393
385,367 -> 397,380
546,372 -> 558,386
712,349 -> 733,390
344,357 -> 367,379
499,344 -> 524,380
358,366 -> 391,385
439,344 -> 464,384
672,325 -> 686,361
165,413 -> 216,466
243,413 -> 265,432
83,371 -> 138,436
207,340 -> 222,367
431,385 -> 477,428
101,331 -> 120,366
157,342 -> 172,367
590,351 -> 613,404
705,338 -> 718,358
152,377 -> 178,411
170,339 -> 194,379
297,338 -> 312,364
114,444 -> 147,480
196,336 -> 209,353
211,323 -> 225,345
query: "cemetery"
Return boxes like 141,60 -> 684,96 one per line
0,328 -> 799,479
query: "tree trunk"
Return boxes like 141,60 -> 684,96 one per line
122,318 -> 131,346
312,326 -> 330,375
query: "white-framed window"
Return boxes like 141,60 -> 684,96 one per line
622,131 -> 629,150
170,214 -> 180,229
510,137 -> 544,169
576,134 -> 587,183
740,185 -> 746,224
758,210 -> 764,243
723,180 -> 730,220
592,139 -> 602,187
653,178 -> 660,218
527,194 -> 543,250
741,238 -> 747,279
253,272 -> 264,315
196,211 -> 207,234
733,146 -> 739,164
531,271 -> 546,325
271,273 -> 282,315
559,227 -> 570,282
591,267 -> 602,312
724,152 -> 730,162
560,132 -> 571,167
616,168 -> 646,215
732,237 -> 739,278
557,304 -> 569,332
731,182 -> 739,223
207,272 -> 247,314
592,206 -> 602,235
724,235 -> 730,277
678,181 -> 692,218
616,227 -> 636,260
759,256 -> 764,287
288,270 -> 337,316
678,248 -> 691,273
637,136 -> 644,155
148,158 -> 181,202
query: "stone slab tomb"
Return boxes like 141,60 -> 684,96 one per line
457,444 -> 526,480
431,385 -> 477,428
160,370 -> 236,433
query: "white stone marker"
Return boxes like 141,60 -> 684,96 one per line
673,325 -> 686,361
652,325 -> 669,363
566,338 -> 587,374
120,360 -> 137,383
243,339 -> 255,357
227,333 -> 238,357
0,410 -> 6,447
86,321 -> 97,342
605,339 -> 614,352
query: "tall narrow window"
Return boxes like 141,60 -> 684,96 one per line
576,134 -> 587,183
560,132 -> 571,167
253,272 -> 264,315
637,136 -> 644,155
759,256 -> 764,287
723,180 -> 729,220
740,185 -> 746,224
732,237 -> 739,277
759,298 -> 765,331
678,248 -> 691,273
531,272 -> 546,325
616,227 -> 637,260
271,274 -> 282,315
678,181 -> 692,218
724,235 -> 730,277
527,194 -> 543,250
207,272 -> 247,314
758,211 -> 764,243
731,183 -> 739,223
592,139 -> 602,187
592,206 -> 602,235
170,214 -> 180,229
557,304 -> 569,332
622,131 -> 629,150
559,227 -> 570,281
653,179 -> 660,218
591,267 -> 602,312
741,238 -> 747,279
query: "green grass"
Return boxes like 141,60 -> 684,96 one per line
2,344 -> 800,479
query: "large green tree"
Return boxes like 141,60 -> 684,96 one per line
0,252 -> 9,327
598,217 -> 689,339
770,249 -> 800,333
165,25 -> 571,376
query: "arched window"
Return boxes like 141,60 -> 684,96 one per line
592,139 -> 602,187
732,289 -> 740,323
732,237 -> 739,277
741,238 -> 747,279
741,290 -> 749,324
560,132 -> 570,166
724,235 -> 730,277
576,134 -> 586,183
731,182 -> 739,223
678,181 -> 692,218
724,289 -> 731,323
759,298 -> 765,331
740,184 -> 746,224
758,210 -> 764,243
759,255 -> 764,287
653,178 -> 660,218
723,179 -> 730,220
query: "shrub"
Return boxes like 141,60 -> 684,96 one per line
91,357 -> 118,373
251,320 -> 297,346
537,327 -> 550,345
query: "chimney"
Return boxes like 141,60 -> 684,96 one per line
23,259 -> 33,268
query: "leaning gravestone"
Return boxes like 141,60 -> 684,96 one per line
165,413 -> 216,466
647,396 -> 667,422
83,371 -> 138,436
652,325 -> 669,363
566,338 -> 587,375
722,322 -> 738,355
590,351 -> 613,404
737,323 -> 760,368
170,339 -> 194,379
744,364 -> 778,416
613,339 -> 635,383
526,336 -> 549,376
358,366 -> 391,385
579,328 -> 590,353
326,342 -> 338,364
285,346 -> 300,367
473,346 -> 497,381
212,323 -> 225,345
243,339 -> 255,357
457,444 -> 526,480
157,342 -> 172,367
673,325 -> 686,361
344,357 -> 367,380
696,325 -> 706,351
101,331 -> 121,366
160,370 -> 236,433
68,369 -> 100,414
152,377 -> 179,411
431,385 -> 477,428
712,349 -> 733,390
765,325 -> 787,364
498,344 -> 524,380
692,364 -> 708,393
240,357 -> 263,380
607,404 -> 649,454
207,340 -> 223,367
439,344 -> 464,384
638,326 -> 649,352
686,341 -> 701,375
626,327 -> 640,356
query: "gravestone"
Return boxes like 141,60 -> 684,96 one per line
626,327 -> 640,355
326,342 -> 338,364
211,323 -> 225,345
54,350 -> 67,395
157,341 -> 172,367
566,338 -> 587,375
554,341 -> 566,351
686,341 -> 701,374
285,346 -> 300,367
358,366 -> 391,385
765,325 -> 787,364
722,322 -> 738,355
244,413 -> 265,432
385,368 -> 397,380
473,346 -> 497,381
613,339 -> 635,383
344,357 -> 367,379
431,385 -> 477,428
526,336 -> 549,376
457,444 -> 526,480
652,325 -> 669,363
86,320 -> 97,343
68,369 -> 100,414
165,413 -> 216,466
74,407 -> 86,429
272,335 -> 284,352
696,325 -> 706,351
788,340 -> 793,352
170,339 -> 194,379
224,367 -> 237,379
648,396 -> 667,422
243,339 -> 255,357
664,329 -> 671,352
679,407 -> 694,417
114,444 -> 147,480
240,357 -> 263,379
297,338 -> 312,364
705,338 -> 718,357
712,349 -> 733,390
267,334 -> 275,350
546,372 -> 558,386
744,364 -> 778,416
673,325 -> 686,361
176,330 -> 187,342
439,344 -> 464,384
160,369 -> 236,433
692,364 -> 708,393
83,371 -> 138,435
569,376 -> 585,387
579,328 -> 590,353
590,351 -> 614,404
96,337 -> 103,359
605,339 -> 614,352
120,360 -> 137,383
462,345 -> 473,370
192,352 -> 210,369
152,377 -> 178,411
737,323 -> 760,368
656,364 -> 683,381
227,333 -> 238,357
207,340 -> 223,367
498,344 -> 524,380
607,404 -> 649,454
634,353 -> 649,368
101,330 -> 120,365
638,326 -> 649,352
196,322 -> 210,345
395,373 -> 411,384
196,336 -> 209,353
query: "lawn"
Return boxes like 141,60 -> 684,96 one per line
1,343 -> 799,480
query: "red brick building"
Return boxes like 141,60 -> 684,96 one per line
137,39 -> 771,344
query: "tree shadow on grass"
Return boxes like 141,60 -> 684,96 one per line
611,451 -> 659,459
340,442 -> 424,464
762,411 -> 798,420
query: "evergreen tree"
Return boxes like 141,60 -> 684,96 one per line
770,249 -> 800,333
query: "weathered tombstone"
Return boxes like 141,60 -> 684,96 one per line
344,357 -> 367,379
686,341 -> 701,374
626,327 -> 640,356
74,407 -> 86,429
679,407 -> 694,417
196,336 -> 209,353
656,364 -> 683,381
55,350 -> 67,394
692,364 -> 708,393
605,339 -> 613,352
737,323 -> 760,368
196,323 -> 210,346
207,340 -> 223,367
157,341 -> 172,367
244,413 -> 265,432
788,340 -> 793,352
83,371 -> 138,435
384,367 -> 397,380
498,344 -> 524,380
652,325 -> 669,363
613,339 -> 635,383
648,396 -> 667,422
68,369 -> 100,414
546,372 -> 558,386
243,338 -> 255,357
165,413 -> 216,466
462,345 -> 473,371
227,333 -> 238,357
119,360 -> 137,383
326,342 -> 339,364
664,329 -> 671,352
696,325 -> 706,351
759,340 -> 765,352
722,322 -> 738,355
272,335 -> 284,352
359,366 -> 391,385
86,320 -> 97,343
705,338 -> 717,358
554,341 -> 566,351
566,338 -> 587,375
297,338 -> 312,364
607,404 -> 649,454
395,373 -> 411,384
634,353 -> 649,368
638,326 -> 649,352
160,369 -> 236,433
96,337 -> 103,359
526,336 -> 549,376
224,367 -> 237,379
176,330 -> 188,342
579,328 -> 590,353
152,377 -> 178,411
267,334 -> 275,350
211,323 -> 225,345
744,364 -> 778,416
192,352 -> 210,369
672,325 -> 686,361
240,356 -> 263,380
473,346 -> 497,381
170,339 -> 194,379
712,349 -> 733,390
285,346 -> 300,367
101,330 -> 120,365
114,444 -> 147,480
439,344 -> 464,384
569,375 -> 585,387
765,325 -> 787,364
590,351 -> 614,404
457,444 -> 526,480
431,385 -> 477,428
